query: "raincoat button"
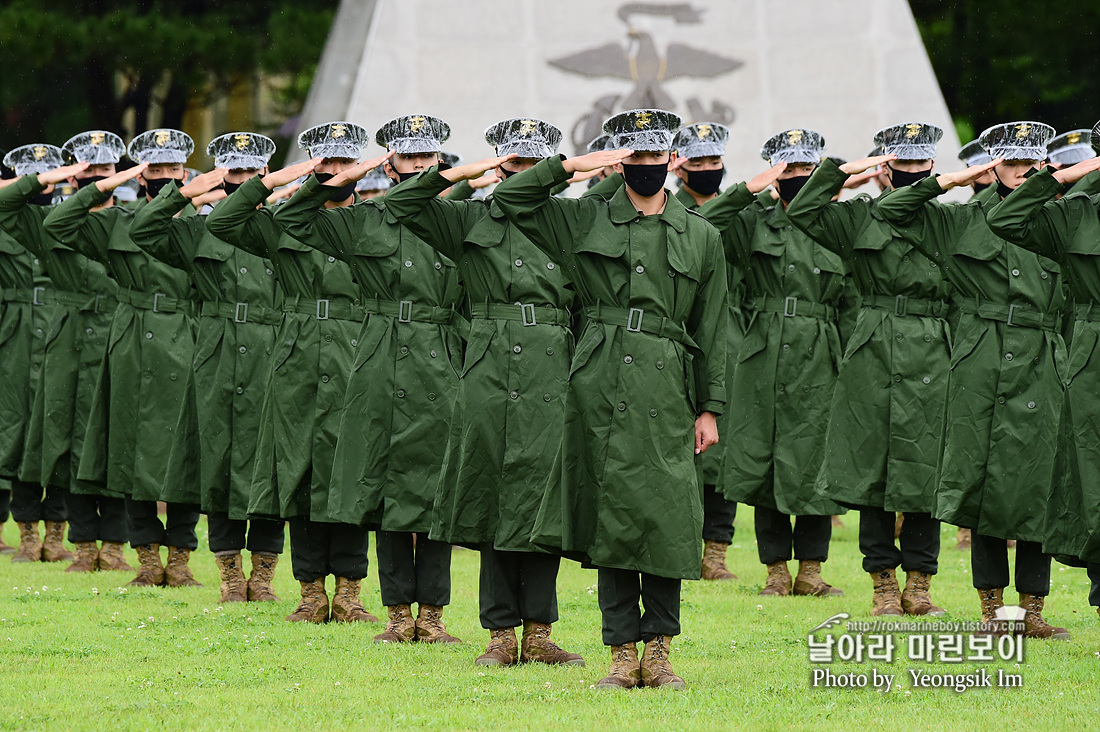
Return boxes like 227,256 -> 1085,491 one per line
266,268 -> 273,276
324,334 -> 332,342
145,332 -> 153,339
624,355 -> 632,363
650,409 -> 658,417
239,345 -> 247,354
400,346 -> 409,355
239,267 -> 247,274
170,373 -> 177,381
893,374 -> 902,383
1027,401 -> 1036,409
922,377 -> 930,384
1011,269 -> 1020,276
321,375 -> 329,383
546,348 -> 554,356
656,360 -> 664,369
1004,353 -> 1013,361
544,394 -> 552,402
812,267 -> 821,275
782,344 -> 790,351
428,393 -> 436,401
86,328 -> 93,335
923,335 -> 931,342
515,259 -> 523,267
328,256 -> 336,263
513,345 -> 522,354
434,262 -> 441,269
547,262 -> 555,270
430,350 -> 437,358
667,270 -> 675,278
397,389 -> 405,397
510,391 -> 519,399
997,396 -> 1006,405
235,386 -> 243,394
636,265 -> 645,274
787,264 -> 795,272
404,260 -> 412,267
617,402 -> 626,411
1041,271 -> 1049,279
351,339 -> 357,347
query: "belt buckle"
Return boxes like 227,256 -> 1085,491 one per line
783,296 -> 797,317
627,307 -> 644,332
234,302 -> 248,323
94,294 -> 103,312
33,286 -> 45,305
152,292 -> 166,313
894,295 -> 908,317
521,303 -> 537,326
398,300 -> 413,323
316,299 -> 330,320
1006,304 -> 1019,327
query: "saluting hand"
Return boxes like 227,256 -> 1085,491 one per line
565,167 -> 604,184
442,154 -> 517,184
935,158 -> 1002,191
179,168 -> 228,199
1052,156 -> 1100,185
37,162 -> 89,187
839,154 -> 896,176
842,168 -> 883,190
695,412 -> 719,455
326,151 -> 396,188
469,170 -> 501,189
261,158 -> 323,191
96,163 -> 148,193
746,162 -> 787,194
563,149 -> 633,175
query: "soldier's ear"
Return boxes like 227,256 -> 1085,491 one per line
612,161 -> 624,175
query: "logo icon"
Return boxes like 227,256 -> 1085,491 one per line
330,124 -> 346,139
234,134 -> 252,150
905,123 -> 922,139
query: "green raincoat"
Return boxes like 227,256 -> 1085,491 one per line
984,168 -> 1100,560
0,176 -> 115,495
699,182 -> 847,516
384,166 -> 575,551
43,185 -> 200,504
787,159 -> 952,513
130,182 -> 281,519
877,175 -> 1067,542
273,175 -> 464,532
204,176 -> 360,522
493,156 -> 728,581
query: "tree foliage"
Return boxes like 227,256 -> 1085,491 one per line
0,0 -> 337,145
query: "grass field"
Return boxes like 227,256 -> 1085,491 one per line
1,510 -> 1097,731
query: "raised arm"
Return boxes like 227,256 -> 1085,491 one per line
787,156 -> 889,256
271,175 -> 358,260
129,180 -> 205,270
875,174 -> 975,265
698,162 -> 786,231
384,167 -> 481,262
43,183 -> 114,262
205,176 -> 281,258
0,175 -> 51,257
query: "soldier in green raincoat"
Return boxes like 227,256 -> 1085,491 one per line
43,129 -> 202,588
385,117 -> 584,667
787,123 -> 953,618
0,133 -> 133,573
129,132 -> 287,605
984,136 -> 1100,619
699,128 -> 846,599
0,144 -> 70,564
205,122 -> 383,625
877,121 -> 1070,639
494,109 -> 728,691
275,114 -> 467,646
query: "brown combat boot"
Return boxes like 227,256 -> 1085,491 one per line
901,571 -> 945,616
793,560 -> 843,596
12,522 -> 42,563
66,542 -> 99,573
373,604 -> 416,643
246,552 -> 280,602
286,579 -> 329,623
869,569 -> 903,616
41,521 -> 73,562
97,541 -> 133,571
701,540 -> 737,581
595,643 -> 641,690
330,577 -> 379,622
639,635 -> 686,690
128,544 -> 166,586
955,527 -> 972,551
164,546 -> 202,587
214,553 -> 247,602
520,621 -> 585,666
975,587 -> 1007,635
415,604 -> 463,644
1018,593 -> 1071,640
760,561 -> 792,596
475,627 -> 518,667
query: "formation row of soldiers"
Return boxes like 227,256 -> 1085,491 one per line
3,106 -> 1100,690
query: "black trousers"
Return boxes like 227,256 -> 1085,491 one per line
971,532 -> 1051,595
207,511 -> 285,555
702,483 -> 737,543
125,498 -> 200,550
376,531 -> 451,607
10,480 -> 67,522
288,517 -> 369,582
754,507 -> 831,564
858,508 -> 939,574
479,546 -> 560,629
0,485 -> 10,522
1087,563 -> 1100,607
66,493 -> 127,543
598,568 -> 681,646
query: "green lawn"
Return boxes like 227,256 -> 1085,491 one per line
1,510 -> 1097,731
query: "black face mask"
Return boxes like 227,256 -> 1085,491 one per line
995,167 -> 1036,200
621,162 -> 667,197
973,181 -> 992,195
222,181 -> 243,196
776,174 -> 811,203
684,167 -> 724,196
315,172 -> 355,202
77,175 -> 108,190
29,190 -> 54,206
144,177 -> 176,198
499,165 -> 518,180
887,164 -> 931,189
397,170 -> 418,183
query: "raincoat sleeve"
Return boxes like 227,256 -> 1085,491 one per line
582,171 -> 624,199
697,182 -> 758,266
492,155 -> 595,266
0,175 -> 49,256
984,167 -> 1080,259
443,179 -> 475,201
204,176 -> 277,259
786,158 -> 867,257
687,222 -> 729,415
875,176 -> 960,264
43,183 -> 113,262
272,175 -> 358,260
129,181 -> 198,269
384,167 -> 480,261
